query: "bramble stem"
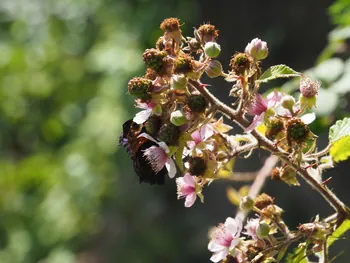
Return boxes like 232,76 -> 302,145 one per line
190,80 -> 350,222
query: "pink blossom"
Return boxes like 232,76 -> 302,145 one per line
186,124 -> 215,153
176,173 -> 197,207
245,90 -> 283,132
133,102 -> 155,124
139,133 -> 176,178
243,217 -> 260,240
208,217 -> 242,262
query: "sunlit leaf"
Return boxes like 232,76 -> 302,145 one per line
328,219 -> 350,247
329,118 -> 350,162
256,65 -> 301,84
286,243 -> 309,263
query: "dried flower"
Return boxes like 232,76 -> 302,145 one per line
197,23 -> 219,43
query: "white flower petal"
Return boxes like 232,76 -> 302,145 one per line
138,133 -> 158,143
165,158 -> 177,178
225,217 -> 238,235
133,109 -> 153,124
210,250 -> 228,263
300,112 -> 316,125
185,193 -> 197,207
208,241 -> 225,252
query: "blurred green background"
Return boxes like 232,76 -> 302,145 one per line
0,0 -> 349,262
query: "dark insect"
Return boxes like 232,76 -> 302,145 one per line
119,119 -> 167,185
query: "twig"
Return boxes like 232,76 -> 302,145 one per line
235,155 -> 279,222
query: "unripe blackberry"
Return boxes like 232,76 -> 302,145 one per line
188,156 -> 207,176
173,55 -> 193,75
229,53 -> 253,76
142,48 -> 167,73
186,94 -> 207,113
286,118 -> 310,144
127,77 -> 152,101
254,193 -> 274,210
197,23 -> 219,43
145,116 -> 162,137
157,123 -> 180,146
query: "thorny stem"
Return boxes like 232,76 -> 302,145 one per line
307,143 -> 332,158
190,80 -> 350,223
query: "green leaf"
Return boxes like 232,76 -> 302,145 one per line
329,118 -> 350,162
327,219 -> 350,247
256,65 -> 301,84
330,137 -> 350,162
286,243 -> 309,263
329,117 -> 350,142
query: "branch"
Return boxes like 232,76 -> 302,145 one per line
190,79 -> 350,221
235,155 -> 279,222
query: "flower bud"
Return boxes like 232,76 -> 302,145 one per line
229,53 -> 253,76
245,38 -> 268,60
127,77 -> 152,101
204,42 -> 221,58
256,221 -> 270,239
205,60 -> 223,78
142,48 -> 167,73
240,196 -> 254,211
170,110 -> 187,126
188,156 -> 207,176
171,74 -> 188,90
281,95 -> 295,112
186,94 -> 208,113
157,123 -> 180,146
